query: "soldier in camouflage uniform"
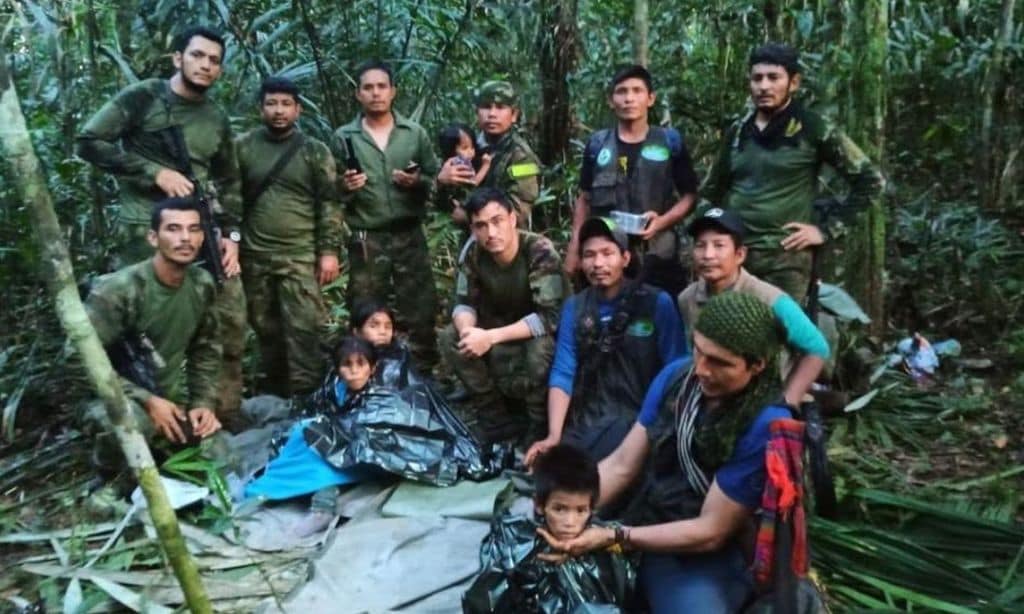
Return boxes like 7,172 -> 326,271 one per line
81,199 -> 223,468
337,61 -> 441,373
702,43 -> 885,302
237,77 -> 343,397
76,26 -> 247,430
437,81 -> 542,229
439,188 -> 569,444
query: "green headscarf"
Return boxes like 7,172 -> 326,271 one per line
692,292 -> 783,468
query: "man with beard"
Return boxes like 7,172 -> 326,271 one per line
337,61 -> 441,373
439,188 -> 568,444
525,217 -> 686,465
76,25 -> 247,430
82,198 -> 223,471
702,43 -> 884,302
236,76 -> 342,397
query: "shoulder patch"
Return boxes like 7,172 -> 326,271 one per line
507,162 -> 539,179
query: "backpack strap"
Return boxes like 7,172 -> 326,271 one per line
243,133 -> 306,206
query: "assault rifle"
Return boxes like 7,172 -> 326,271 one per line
106,331 -> 165,396
160,126 -> 227,285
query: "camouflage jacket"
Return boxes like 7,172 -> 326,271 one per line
477,130 -> 542,213
701,101 -> 884,253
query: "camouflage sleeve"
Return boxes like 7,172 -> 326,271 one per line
453,251 -> 480,317
417,124 -> 441,198
503,144 -> 541,212
185,286 -> 222,410
84,276 -> 154,406
699,123 -> 735,207
75,83 -> 165,184
209,116 -> 242,233
527,237 -> 568,335
816,122 -> 885,239
312,141 -> 344,255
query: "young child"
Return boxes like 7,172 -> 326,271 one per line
463,444 -> 635,612
438,123 -> 492,225
350,298 -> 414,387
244,336 -> 378,535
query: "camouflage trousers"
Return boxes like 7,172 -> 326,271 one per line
438,324 -> 553,443
347,226 -> 439,371
112,222 -> 248,430
745,247 -> 813,304
242,254 -> 330,397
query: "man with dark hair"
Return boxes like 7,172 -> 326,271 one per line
82,198 -> 223,470
437,80 -> 543,228
236,76 -> 342,397
76,25 -> 247,430
678,208 -> 829,405
337,61 -> 441,373
526,217 -> 686,465
566,65 -> 699,297
439,187 -> 568,444
702,43 -> 884,302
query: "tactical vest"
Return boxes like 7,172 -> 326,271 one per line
568,282 -> 661,428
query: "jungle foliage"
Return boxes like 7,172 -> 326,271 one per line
1,0 -> 1023,611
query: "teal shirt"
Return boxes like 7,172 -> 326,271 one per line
334,112 -> 440,230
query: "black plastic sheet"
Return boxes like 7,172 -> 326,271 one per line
290,343 -> 511,486
463,512 -> 637,613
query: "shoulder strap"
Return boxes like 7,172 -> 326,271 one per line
243,133 -> 306,206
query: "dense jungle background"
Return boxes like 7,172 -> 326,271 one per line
1,0 -> 1023,611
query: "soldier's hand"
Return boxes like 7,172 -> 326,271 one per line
317,254 -> 341,285
392,168 -> 420,189
457,326 -> 494,358
563,249 -> 580,275
638,211 -> 661,241
342,169 -> 368,192
145,396 -> 188,444
220,238 -> 241,277
155,168 -> 195,198
781,222 -> 825,251
188,407 -> 222,438
437,157 -> 476,186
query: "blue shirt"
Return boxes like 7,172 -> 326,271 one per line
548,288 -> 688,395
637,358 -> 792,508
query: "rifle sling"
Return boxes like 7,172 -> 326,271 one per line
243,133 -> 306,207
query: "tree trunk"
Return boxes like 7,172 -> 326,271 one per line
979,0 -> 1017,210
633,0 -> 649,66
536,0 -> 578,166
0,54 -> 213,614
842,0 -> 887,333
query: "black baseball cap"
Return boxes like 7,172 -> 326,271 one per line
578,217 -> 629,255
687,208 -> 747,244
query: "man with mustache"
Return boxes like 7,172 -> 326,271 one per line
702,43 -> 884,302
82,198 -> 223,473
525,217 -> 686,466
439,188 -> 568,444
236,76 -> 342,397
76,25 -> 247,430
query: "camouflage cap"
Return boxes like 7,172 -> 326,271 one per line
476,80 -> 518,106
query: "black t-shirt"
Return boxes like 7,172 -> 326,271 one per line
579,129 -> 699,198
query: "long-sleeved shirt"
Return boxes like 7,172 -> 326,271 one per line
76,78 -> 241,232
334,112 -> 440,230
85,260 -> 221,409
236,127 -> 343,260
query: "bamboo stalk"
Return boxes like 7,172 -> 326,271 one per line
0,51 -> 212,614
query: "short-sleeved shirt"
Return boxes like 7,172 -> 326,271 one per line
677,268 -> 830,359
454,231 -> 567,335
638,357 -> 791,508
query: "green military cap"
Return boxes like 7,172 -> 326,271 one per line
476,80 -> 518,106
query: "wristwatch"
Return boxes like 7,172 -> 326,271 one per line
228,230 -> 241,243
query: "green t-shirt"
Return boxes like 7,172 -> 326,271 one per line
85,260 -> 221,409
454,231 -> 567,333
236,127 -> 343,260
76,78 -> 241,230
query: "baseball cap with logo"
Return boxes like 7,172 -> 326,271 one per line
578,217 -> 629,255
687,208 -> 747,244
476,80 -> 518,106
